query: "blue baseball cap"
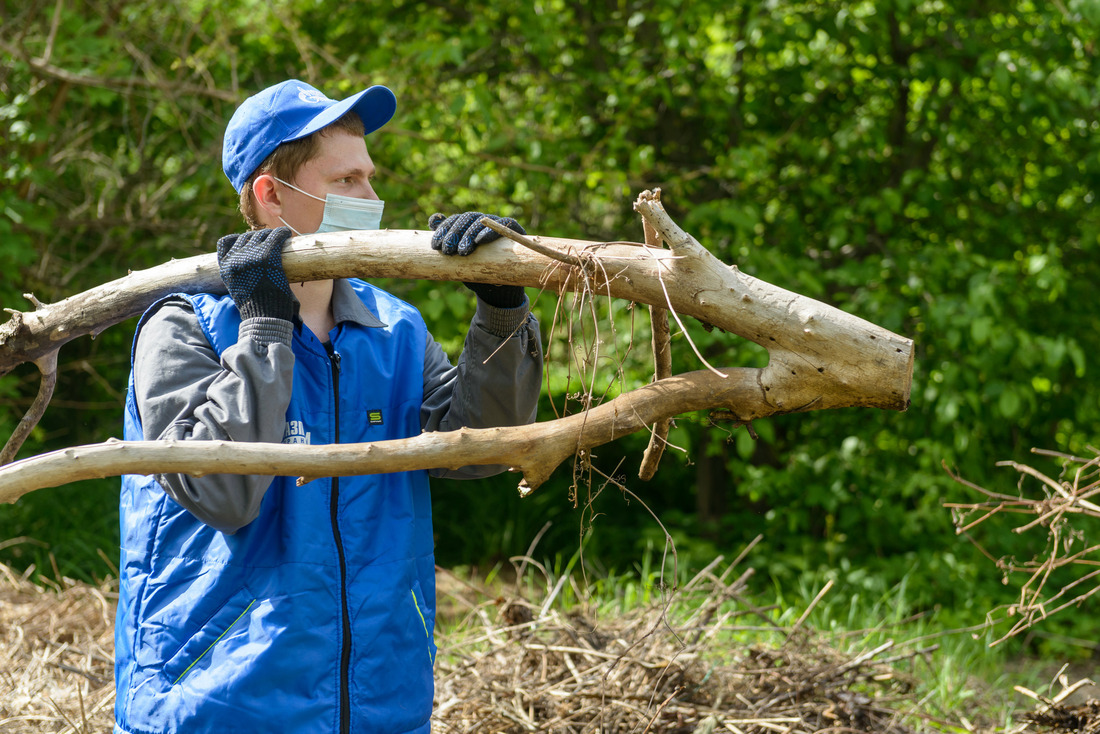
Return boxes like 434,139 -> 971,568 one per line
222,79 -> 397,192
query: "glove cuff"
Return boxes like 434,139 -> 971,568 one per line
240,290 -> 299,323
464,282 -> 526,309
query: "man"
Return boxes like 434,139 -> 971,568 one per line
114,79 -> 542,734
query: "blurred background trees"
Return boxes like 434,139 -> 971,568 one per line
2,0 -> 1098,651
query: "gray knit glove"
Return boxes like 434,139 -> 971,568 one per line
428,212 -> 527,308
428,211 -> 525,256
216,227 -> 300,322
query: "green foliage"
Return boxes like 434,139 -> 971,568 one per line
2,0 -> 1099,658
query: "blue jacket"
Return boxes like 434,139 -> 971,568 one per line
116,282 -> 439,734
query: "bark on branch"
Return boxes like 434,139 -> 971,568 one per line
638,197 -> 673,480
0,368 -> 781,505
0,191 -> 914,497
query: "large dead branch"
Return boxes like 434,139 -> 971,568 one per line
0,191 -> 913,497
0,369 -> 772,504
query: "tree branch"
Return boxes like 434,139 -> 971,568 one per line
0,190 -> 914,496
0,38 -> 239,102
0,349 -> 57,465
638,195 -> 673,481
0,368 -> 789,504
0,195 -> 913,410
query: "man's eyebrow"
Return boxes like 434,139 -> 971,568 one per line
336,166 -> 376,179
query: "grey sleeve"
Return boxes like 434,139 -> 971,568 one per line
133,299 -> 295,533
421,297 -> 543,479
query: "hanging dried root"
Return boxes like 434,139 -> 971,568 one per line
484,197 -> 712,483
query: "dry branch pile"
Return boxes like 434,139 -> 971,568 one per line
1024,702 -> 1100,733
5,559 -> 1097,733
0,565 -> 116,733
434,564 -> 945,734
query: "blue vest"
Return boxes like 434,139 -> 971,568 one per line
115,280 -> 436,734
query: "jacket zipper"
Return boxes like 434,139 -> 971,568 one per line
325,342 -> 351,734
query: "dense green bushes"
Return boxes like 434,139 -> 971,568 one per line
2,0 -> 1098,650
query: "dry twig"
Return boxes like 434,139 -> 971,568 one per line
433,554 -> 945,734
0,554 -> 1065,733
945,449 -> 1100,645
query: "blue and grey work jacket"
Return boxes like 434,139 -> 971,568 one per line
114,279 -> 541,734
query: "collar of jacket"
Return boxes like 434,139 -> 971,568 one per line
331,278 -> 387,328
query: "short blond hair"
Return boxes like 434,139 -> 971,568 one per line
238,112 -> 366,230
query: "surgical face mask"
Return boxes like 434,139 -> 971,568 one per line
274,177 -> 385,234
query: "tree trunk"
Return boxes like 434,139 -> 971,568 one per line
696,438 -> 730,529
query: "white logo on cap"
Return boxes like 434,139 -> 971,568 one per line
297,87 -> 330,105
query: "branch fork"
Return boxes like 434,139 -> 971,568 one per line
0,190 -> 913,501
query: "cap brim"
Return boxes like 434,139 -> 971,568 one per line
287,85 -> 397,143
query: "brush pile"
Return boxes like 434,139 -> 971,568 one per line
434,561 -> 940,733
1017,679 -> 1100,734
0,563 -> 116,732
2,556 -> 1096,733
1024,703 -> 1100,734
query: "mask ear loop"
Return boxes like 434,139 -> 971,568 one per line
274,177 -> 327,202
277,216 -> 303,236
273,177 -> 326,237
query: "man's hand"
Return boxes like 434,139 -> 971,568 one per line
428,211 -> 525,256
216,227 -> 300,322
428,212 -> 527,309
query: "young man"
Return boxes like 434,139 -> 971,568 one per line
114,79 -> 543,734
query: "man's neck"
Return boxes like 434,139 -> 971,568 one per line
292,279 -> 336,343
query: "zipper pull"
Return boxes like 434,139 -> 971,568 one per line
324,341 -> 342,372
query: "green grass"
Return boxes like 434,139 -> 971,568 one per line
0,478 -> 120,585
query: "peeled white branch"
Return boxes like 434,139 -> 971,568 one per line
0,191 -> 914,495
0,368 -> 779,504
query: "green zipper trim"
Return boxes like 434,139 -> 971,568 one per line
173,599 -> 257,685
410,589 -> 434,665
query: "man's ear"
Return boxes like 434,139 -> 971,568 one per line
251,173 -> 283,221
